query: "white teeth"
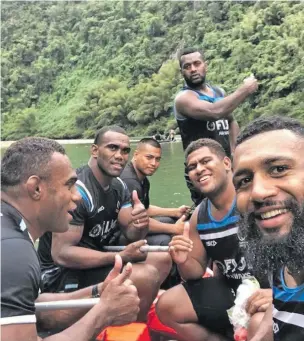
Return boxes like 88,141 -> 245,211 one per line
260,209 -> 288,219
199,175 -> 210,182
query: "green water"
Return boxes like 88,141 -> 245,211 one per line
2,142 -> 191,208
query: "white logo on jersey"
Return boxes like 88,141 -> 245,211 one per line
206,240 -> 217,247
273,322 -> 279,334
206,119 -> 229,132
214,257 -> 249,280
89,219 -> 117,240
237,231 -> 248,248
97,206 -> 105,213
89,224 -> 102,238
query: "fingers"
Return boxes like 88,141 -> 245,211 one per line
179,214 -> 187,223
129,239 -> 147,249
183,221 -> 190,239
246,289 -> 272,315
104,254 -> 123,283
114,262 -> 133,285
132,190 -> 142,206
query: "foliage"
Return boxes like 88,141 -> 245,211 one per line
1,1 -> 303,140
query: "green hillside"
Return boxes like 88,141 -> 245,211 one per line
1,1 -> 303,140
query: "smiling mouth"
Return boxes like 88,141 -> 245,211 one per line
199,175 -> 211,183
256,208 -> 289,220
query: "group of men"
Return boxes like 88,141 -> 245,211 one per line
1,46 -> 303,341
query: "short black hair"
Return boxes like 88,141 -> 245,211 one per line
236,116 -> 304,147
1,137 -> 66,191
178,47 -> 205,68
137,138 -> 161,149
185,138 -> 227,161
94,125 -> 127,145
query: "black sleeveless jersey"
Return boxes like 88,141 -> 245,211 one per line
196,198 -> 251,291
174,85 -> 231,155
272,268 -> 304,341
38,165 -> 131,273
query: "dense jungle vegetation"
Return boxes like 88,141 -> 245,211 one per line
1,1 -> 303,140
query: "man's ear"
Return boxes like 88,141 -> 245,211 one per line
91,144 -> 99,158
133,149 -> 139,161
223,156 -> 232,172
26,176 -> 43,200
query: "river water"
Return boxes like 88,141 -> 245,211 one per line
1,141 -> 191,208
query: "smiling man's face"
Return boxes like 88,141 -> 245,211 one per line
233,129 -> 304,239
233,129 -> 304,274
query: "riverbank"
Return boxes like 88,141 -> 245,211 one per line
1,137 -> 181,148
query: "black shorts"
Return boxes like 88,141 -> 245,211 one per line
42,265 -> 113,293
182,277 -> 235,337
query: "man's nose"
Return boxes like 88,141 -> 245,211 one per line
196,162 -> 206,174
250,174 -> 278,203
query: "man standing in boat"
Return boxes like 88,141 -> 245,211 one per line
174,47 -> 258,205
1,137 -> 140,341
156,138 -> 272,341
120,137 -> 191,246
38,126 -> 172,321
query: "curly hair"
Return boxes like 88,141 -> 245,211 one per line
1,137 -> 66,191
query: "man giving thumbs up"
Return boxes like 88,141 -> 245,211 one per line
38,126 -> 171,321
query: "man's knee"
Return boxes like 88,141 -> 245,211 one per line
132,263 -> 161,287
156,285 -> 196,326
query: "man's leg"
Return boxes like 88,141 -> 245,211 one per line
55,259 -> 171,321
156,278 -> 234,341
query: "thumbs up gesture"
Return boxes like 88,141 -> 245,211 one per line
174,214 -> 188,235
100,255 -> 140,326
169,222 -> 193,265
131,190 -> 149,230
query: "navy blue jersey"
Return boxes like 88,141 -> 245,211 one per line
1,201 -> 40,325
39,165 -> 131,274
273,269 -> 304,341
174,84 -> 230,155
197,198 -> 251,291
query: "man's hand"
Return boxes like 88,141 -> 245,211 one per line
100,255 -> 140,326
175,205 -> 191,219
246,288 -> 272,315
242,74 -> 258,94
173,214 -> 187,235
120,240 -> 148,263
131,190 -> 149,230
169,222 -> 193,264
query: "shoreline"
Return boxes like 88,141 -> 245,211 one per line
1,138 -> 141,148
1,137 -> 181,148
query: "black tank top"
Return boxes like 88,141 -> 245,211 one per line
197,198 -> 251,290
174,85 -> 231,155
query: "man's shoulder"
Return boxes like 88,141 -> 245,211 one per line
112,177 -> 129,193
120,163 -> 138,181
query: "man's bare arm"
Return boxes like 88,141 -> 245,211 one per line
228,116 -> 240,154
249,304 -> 273,341
51,225 -> 117,269
176,76 -> 258,121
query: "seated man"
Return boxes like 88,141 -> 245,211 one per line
120,138 -> 191,246
38,126 -> 172,321
1,137 -> 140,341
233,116 -> 304,341
156,138 -> 272,341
